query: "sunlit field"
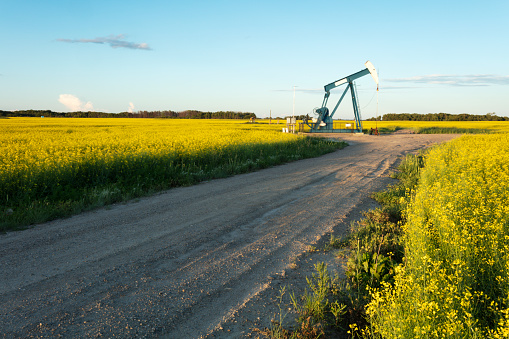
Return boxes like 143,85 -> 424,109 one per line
366,134 -> 509,338
294,120 -> 509,134
362,120 -> 509,134
0,118 -> 345,230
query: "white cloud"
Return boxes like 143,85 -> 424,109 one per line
58,94 -> 95,112
272,88 -> 323,94
82,101 -> 94,111
128,102 -> 135,113
386,74 -> 509,87
57,34 -> 151,50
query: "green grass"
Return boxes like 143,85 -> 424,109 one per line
256,263 -> 347,339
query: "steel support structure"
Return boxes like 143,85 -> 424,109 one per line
306,66 -> 372,133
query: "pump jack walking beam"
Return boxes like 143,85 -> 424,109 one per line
307,61 -> 378,133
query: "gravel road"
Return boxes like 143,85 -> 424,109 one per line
0,133 -> 458,338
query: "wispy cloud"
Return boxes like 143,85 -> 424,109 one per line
272,88 -> 323,93
57,34 -> 151,50
386,74 -> 509,87
58,94 -> 94,111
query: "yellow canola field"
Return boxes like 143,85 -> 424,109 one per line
1,117 -> 347,229
367,134 -> 509,338
0,118 -> 298,194
297,120 -> 509,133
362,120 -> 509,133
1,118 -> 289,173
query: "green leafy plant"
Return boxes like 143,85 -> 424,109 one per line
254,287 -> 299,339
290,263 -> 346,333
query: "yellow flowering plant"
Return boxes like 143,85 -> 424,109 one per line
0,118 -> 345,230
366,134 -> 509,338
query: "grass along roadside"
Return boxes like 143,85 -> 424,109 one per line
256,152 -> 424,338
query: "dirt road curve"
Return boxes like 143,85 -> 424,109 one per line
0,133 -> 458,338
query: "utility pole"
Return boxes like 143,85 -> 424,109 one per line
292,86 -> 296,118
292,86 -> 297,133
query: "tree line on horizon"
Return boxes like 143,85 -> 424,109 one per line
366,112 -> 509,121
3,110 -> 507,122
0,109 -> 257,119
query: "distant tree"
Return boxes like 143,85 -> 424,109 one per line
0,109 -> 258,119
380,112 -> 508,122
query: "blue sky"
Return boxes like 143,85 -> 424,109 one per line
1,0 -> 508,118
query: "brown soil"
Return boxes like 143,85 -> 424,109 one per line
0,133 -> 458,338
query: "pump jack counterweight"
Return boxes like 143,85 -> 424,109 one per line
305,61 -> 379,133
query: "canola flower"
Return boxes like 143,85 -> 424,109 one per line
1,118 -> 344,229
365,134 -> 509,338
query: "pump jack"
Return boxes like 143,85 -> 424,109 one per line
305,61 -> 379,133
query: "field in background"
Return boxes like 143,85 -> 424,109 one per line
362,120 -> 509,134
279,119 -> 509,134
0,118 -> 345,230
